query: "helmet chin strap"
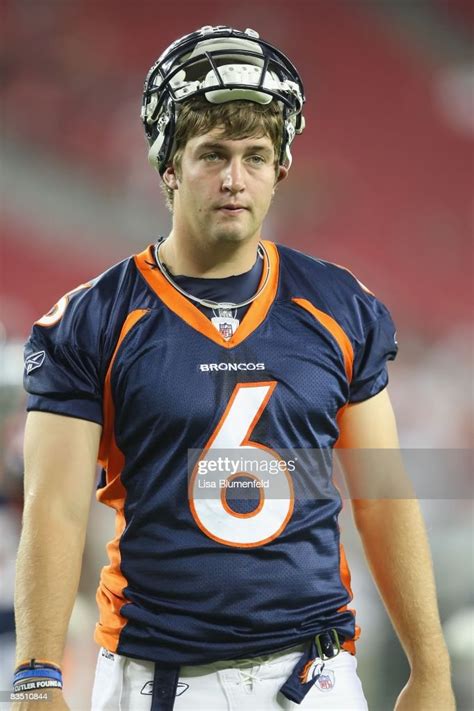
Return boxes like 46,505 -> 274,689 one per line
148,106 -> 175,173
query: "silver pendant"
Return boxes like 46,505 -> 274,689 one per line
215,303 -> 236,319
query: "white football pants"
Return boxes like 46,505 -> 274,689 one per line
91,644 -> 368,710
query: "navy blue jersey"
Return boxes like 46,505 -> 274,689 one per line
24,241 -> 397,666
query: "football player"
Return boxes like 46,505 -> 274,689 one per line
14,26 -> 454,711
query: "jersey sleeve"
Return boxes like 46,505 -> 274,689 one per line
275,246 -> 398,406
348,295 -> 398,403
312,260 -> 398,404
24,283 -> 109,424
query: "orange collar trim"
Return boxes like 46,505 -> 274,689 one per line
134,240 -> 280,349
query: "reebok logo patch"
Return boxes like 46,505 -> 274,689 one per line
140,682 -> 189,697
24,351 -> 46,374
140,682 -> 153,696
176,682 -> 190,696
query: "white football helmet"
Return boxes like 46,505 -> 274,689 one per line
141,26 -> 305,174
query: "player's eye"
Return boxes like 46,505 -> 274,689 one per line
247,155 -> 266,166
202,152 -> 221,162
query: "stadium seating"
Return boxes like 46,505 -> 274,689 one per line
2,1 -> 472,338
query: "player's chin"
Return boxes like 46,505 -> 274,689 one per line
212,222 -> 256,244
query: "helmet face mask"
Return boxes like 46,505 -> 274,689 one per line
142,26 -> 305,175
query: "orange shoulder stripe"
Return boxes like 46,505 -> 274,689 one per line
98,308 -> 149,473
291,298 -> 354,382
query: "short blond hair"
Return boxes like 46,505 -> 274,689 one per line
162,97 -> 284,211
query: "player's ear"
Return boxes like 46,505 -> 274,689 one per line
275,165 -> 288,185
162,164 -> 179,191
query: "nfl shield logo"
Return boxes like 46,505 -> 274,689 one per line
316,670 -> 335,692
219,322 -> 234,339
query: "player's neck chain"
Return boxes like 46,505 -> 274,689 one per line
153,238 -> 271,339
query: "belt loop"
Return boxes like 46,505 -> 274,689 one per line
315,629 -> 341,660
150,666 -> 180,711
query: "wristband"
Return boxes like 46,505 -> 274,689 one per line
14,659 -> 61,674
13,660 -> 63,693
14,668 -> 63,685
12,679 -> 62,693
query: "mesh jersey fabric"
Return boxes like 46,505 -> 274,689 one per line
24,241 -> 397,665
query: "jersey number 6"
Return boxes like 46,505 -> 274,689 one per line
189,382 -> 294,548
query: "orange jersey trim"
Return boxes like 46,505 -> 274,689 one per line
134,241 -> 279,348
95,308 -> 149,653
333,263 -> 374,296
338,541 -> 360,654
335,401 -> 359,655
291,298 -> 354,382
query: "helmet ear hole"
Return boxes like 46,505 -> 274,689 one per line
296,115 -> 306,134
147,103 -> 176,175
278,109 -> 298,169
158,107 -> 176,173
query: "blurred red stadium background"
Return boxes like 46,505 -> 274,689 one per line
0,1 -> 472,709
1,0 -> 472,340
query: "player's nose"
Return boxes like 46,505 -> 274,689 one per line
221,158 -> 245,193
